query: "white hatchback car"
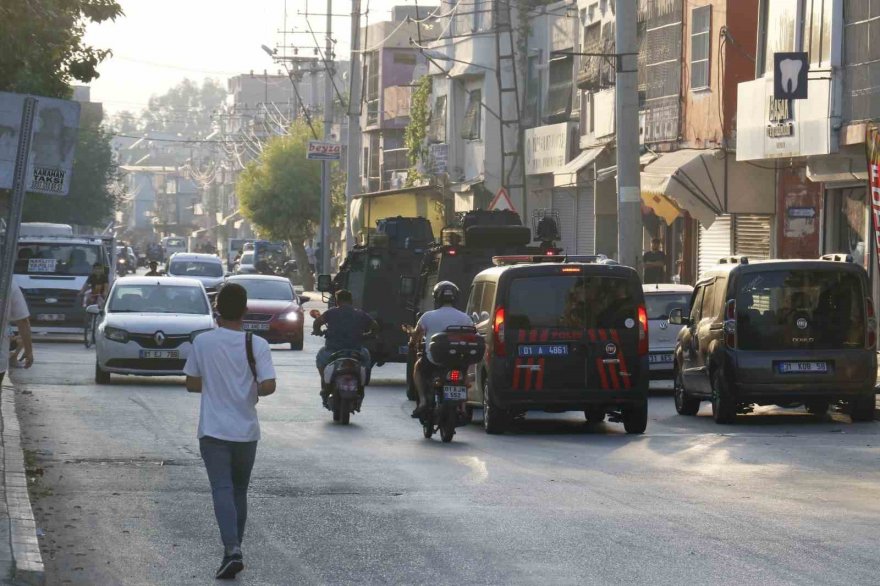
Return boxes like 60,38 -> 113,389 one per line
643,283 -> 694,379
91,276 -> 214,383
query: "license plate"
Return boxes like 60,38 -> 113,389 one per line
649,353 -> 674,364
37,313 -> 65,322
779,361 -> 828,374
518,344 -> 569,357
243,322 -> 270,331
139,350 -> 179,359
443,385 -> 467,400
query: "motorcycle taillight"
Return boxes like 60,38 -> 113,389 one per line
447,370 -> 462,383
337,374 -> 358,392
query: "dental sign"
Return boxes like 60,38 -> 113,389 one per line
774,52 -> 809,101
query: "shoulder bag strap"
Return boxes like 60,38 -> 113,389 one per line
245,332 -> 258,382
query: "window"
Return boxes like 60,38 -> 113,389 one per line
168,261 -> 224,278
14,243 -> 103,276
691,5 -> 711,89
461,89 -> 482,140
108,284 -> 209,315
701,282 -> 716,320
480,282 -> 496,316
526,54 -> 542,123
366,52 -> 380,125
689,286 -> 704,323
547,55 -> 574,120
467,282 -> 484,315
429,95 -> 447,143
645,293 -> 692,320
506,276 -> 637,329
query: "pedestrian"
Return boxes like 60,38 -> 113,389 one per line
642,238 -> 667,284
2,284 -> 33,382
184,283 -> 276,580
305,241 -> 317,274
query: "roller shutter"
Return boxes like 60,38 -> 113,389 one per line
552,188 -> 577,255
734,214 -> 772,260
575,184 -> 596,254
698,214 -> 732,276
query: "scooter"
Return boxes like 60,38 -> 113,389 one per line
404,324 -> 485,443
310,309 -> 368,425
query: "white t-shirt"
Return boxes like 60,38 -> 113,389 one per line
183,327 -> 276,442
3,285 -> 29,374
417,305 -> 474,365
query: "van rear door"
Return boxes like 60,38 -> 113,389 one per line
504,270 -> 642,392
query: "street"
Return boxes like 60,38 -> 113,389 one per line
8,307 -> 880,586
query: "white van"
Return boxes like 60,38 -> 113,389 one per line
161,236 -> 188,258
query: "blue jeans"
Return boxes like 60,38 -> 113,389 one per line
199,436 -> 258,548
316,346 -> 370,371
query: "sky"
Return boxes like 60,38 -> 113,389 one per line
83,0 -> 417,116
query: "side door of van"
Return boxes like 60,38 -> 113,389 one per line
692,279 -> 719,394
680,284 -> 704,390
467,280 -> 494,404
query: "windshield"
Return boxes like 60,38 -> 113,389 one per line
15,243 -> 104,276
507,275 -> 637,329
108,284 -> 209,314
240,252 -> 254,265
234,279 -> 294,301
736,269 -> 865,350
169,260 -> 223,278
165,238 -> 186,247
645,293 -> 691,320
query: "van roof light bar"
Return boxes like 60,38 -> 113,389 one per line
719,256 -> 749,265
492,254 -> 618,266
820,253 -> 853,263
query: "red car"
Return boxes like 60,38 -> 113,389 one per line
227,275 -> 310,350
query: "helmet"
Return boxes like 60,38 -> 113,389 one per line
432,281 -> 460,308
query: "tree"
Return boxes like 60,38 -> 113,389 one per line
22,122 -> 119,227
0,0 -> 122,99
138,78 -> 226,138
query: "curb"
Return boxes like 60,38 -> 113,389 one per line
1,385 -> 44,586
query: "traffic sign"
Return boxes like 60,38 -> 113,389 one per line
307,141 -> 342,161
488,187 -> 516,212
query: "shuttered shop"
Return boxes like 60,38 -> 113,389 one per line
734,214 -> 772,260
698,214 -> 732,276
552,188 -> 577,255
575,184 -> 596,254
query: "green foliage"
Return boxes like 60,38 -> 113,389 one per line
403,75 -> 432,186
138,78 -> 226,138
0,0 -> 122,98
22,123 -> 119,227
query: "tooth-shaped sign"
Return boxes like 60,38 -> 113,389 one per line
779,59 -> 803,95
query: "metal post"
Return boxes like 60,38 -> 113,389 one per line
320,0 -> 334,274
345,0 -> 363,251
0,97 -> 37,339
614,0 -> 642,270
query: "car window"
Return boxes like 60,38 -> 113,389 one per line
240,252 -> 254,265
507,275 -> 637,329
466,282 -> 484,315
645,293 -> 691,320
234,279 -> 294,301
169,261 -> 223,278
108,284 -> 209,314
15,243 -> 102,276
701,282 -> 717,321
480,282 -> 496,315
689,286 -> 704,323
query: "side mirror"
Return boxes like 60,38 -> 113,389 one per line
298,295 -> 311,304
309,309 -> 321,319
480,310 -> 491,322
668,307 -> 688,326
316,274 -> 332,293
400,276 -> 416,297
86,304 -> 101,315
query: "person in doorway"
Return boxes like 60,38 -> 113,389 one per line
145,261 -> 163,277
642,238 -> 667,284
184,283 -> 277,580
2,284 -> 34,383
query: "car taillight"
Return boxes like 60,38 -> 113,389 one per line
493,306 -> 506,356
447,370 -> 462,383
724,299 -> 737,348
637,305 -> 648,355
867,297 -> 876,349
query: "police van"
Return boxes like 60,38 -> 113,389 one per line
464,255 -> 649,435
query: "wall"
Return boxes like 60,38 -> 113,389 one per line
776,166 -> 822,258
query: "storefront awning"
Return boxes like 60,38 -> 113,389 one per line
641,149 -> 775,228
806,155 -> 869,186
640,192 -> 682,225
553,146 -> 605,187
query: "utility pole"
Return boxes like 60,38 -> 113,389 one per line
320,0 -> 334,274
345,0 -> 362,251
614,0 -> 642,270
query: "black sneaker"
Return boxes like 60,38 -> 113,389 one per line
215,553 -> 244,580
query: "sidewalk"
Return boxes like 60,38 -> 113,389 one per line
0,382 -> 43,585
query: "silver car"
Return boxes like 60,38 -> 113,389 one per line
643,283 -> 693,379
166,252 -> 227,297
91,276 -> 214,383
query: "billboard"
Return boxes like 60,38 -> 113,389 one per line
307,141 -> 342,161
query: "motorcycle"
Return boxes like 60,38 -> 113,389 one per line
403,324 -> 485,443
309,309 -> 368,425
116,257 -> 129,277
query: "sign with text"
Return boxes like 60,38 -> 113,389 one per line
524,123 -> 571,175
867,125 -> 880,273
307,141 -> 342,161
0,92 -> 81,196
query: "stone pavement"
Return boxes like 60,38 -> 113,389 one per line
0,383 -> 43,586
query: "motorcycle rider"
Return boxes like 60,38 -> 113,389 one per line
145,260 -> 163,276
313,289 -> 379,403
408,281 -> 473,418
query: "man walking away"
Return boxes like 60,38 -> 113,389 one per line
184,283 -> 277,580
3,284 -> 34,383
642,238 -> 667,284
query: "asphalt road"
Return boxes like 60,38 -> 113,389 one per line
11,305 -> 880,585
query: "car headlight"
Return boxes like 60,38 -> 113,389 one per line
282,312 -> 299,322
190,328 -> 213,343
104,326 -> 129,343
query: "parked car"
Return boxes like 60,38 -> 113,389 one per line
670,255 -> 877,423
165,253 -> 226,298
91,276 -> 214,383
465,254 -> 649,434
227,274 -> 310,350
643,283 -> 693,379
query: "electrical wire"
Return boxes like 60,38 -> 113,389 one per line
303,13 -> 349,110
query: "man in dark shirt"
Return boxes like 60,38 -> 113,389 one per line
643,238 -> 667,284
80,262 -> 109,305
145,261 -> 163,276
313,290 -> 379,399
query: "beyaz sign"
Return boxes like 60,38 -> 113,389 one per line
306,141 -> 342,161
0,92 -> 81,196
774,52 -> 809,101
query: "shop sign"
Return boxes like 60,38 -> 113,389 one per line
866,125 -> 880,271
787,206 -> 816,219
767,97 -> 794,138
524,123 -> 570,175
